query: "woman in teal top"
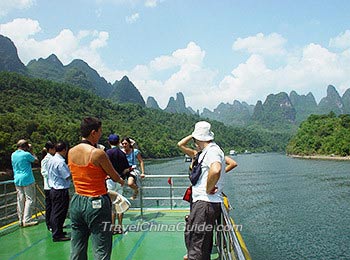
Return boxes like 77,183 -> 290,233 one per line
121,137 -> 145,200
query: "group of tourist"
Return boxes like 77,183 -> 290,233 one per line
11,117 -> 235,260
11,117 -> 145,259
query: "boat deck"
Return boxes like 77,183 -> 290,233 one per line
0,208 -> 190,260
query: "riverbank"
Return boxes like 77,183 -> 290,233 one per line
289,154 -> 350,161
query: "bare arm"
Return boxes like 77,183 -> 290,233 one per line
137,153 -> 145,178
225,156 -> 237,173
177,135 -> 197,158
93,149 -> 124,186
206,161 -> 222,194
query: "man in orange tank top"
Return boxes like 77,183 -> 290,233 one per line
68,117 -> 125,260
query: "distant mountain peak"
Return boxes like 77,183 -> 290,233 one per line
146,96 -> 161,110
318,84 -> 343,114
110,76 -> 145,106
0,34 -> 27,74
164,92 -> 192,114
46,54 -> 63,65
121,75 -> 130,82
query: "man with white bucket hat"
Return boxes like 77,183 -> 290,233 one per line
184,121 -> 225,260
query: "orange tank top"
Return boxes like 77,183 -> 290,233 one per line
68,148 -> 107,197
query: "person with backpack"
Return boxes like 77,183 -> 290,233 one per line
179,121 -> 228,260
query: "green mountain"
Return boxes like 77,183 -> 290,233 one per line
110,76 -> 145,106
286,112 -> 350,156
65,59 -> 114,98
27,55 -> 114,98
146,96 -> 161,110
164,92 -> 193,115
0,72 -> 290,169
1,34 -> 349,133
0,35 -> 27,74
251,92 -> 297,130
342,89 -> 350,114
201,100 -> 252,126
318,85 -> 344,115
289,91 -> 318,123
27,54 -> 65,82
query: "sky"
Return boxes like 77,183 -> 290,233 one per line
0,0 -> 350,111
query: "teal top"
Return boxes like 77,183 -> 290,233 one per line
124,148 -> 139,167
11,150 -> 36,186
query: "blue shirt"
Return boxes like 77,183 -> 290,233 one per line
106,146 -> 130,176
11,149 -> 36,186
123,148 -> 139,167
47,153 -> 71,189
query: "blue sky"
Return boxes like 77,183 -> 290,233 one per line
1,0 -> 350,111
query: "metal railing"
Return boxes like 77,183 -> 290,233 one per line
138,175 -> 250,260
1,175 -> 250,259
0,180 -> 18,225
216,198 -> 250,260
139,174 -> 189,217
0,180 -> 46,228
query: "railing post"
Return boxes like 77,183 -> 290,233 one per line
140,178 -> 144,219
4,182 -> 8,221
169,183 -> 173,210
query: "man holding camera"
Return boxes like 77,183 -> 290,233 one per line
11,139 -> 39,227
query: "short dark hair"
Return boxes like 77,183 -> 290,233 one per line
55,141 -> 68,152
80,117 -> 102,138
44,141 -> 55,150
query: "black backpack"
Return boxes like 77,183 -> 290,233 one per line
189,151 -> 207,185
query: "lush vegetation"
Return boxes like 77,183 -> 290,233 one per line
286,112 -> 350,156
0,72 -> 291,169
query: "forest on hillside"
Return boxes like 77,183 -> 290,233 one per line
286,112 -> 350,156
0,72 -> 292,169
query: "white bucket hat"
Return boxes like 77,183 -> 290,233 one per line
191,121 -> 214,141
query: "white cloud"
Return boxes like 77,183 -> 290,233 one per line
0,18 -> 41,40
145,0 -> 159,8
220,42 -> 350,105
0,18 -> 110,72
126,13 -> 140,24
90,31 -> 109,49
126,42 -> 218,109
0,0 -> 35,17
233,32 -> 287,56
329,30 -> 350,49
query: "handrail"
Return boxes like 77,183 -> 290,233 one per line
139,174 -> 189,218
1,176 -> 250,259
216,198 -> 251,260
138,175 -> 250,260
0,180 -> 46,228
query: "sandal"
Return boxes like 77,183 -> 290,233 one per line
112,225 -> 123,235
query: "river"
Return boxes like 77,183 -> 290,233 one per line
226,153 -> 350,260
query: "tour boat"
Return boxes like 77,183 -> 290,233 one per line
0,175 -> 251,260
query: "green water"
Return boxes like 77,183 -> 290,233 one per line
141,154 -> 350,259
227,153 -> 350,260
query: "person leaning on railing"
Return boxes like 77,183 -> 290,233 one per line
11,139 -> 39,227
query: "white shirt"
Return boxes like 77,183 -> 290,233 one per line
192,142 -> 225,203
41,153 -> 53,190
